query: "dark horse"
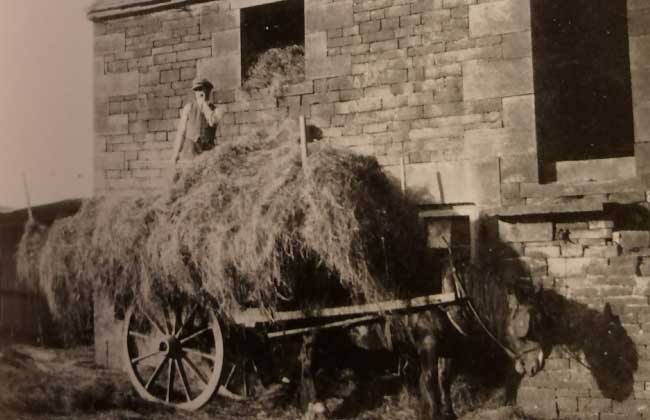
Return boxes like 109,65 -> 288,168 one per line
298,264 -> 547,420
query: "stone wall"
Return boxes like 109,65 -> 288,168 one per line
89,0 -> 650,418
92,0 -> 540,207
497,212 -> 650,419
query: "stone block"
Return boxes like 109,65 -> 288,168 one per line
578,398 -> 614,415
561,244 -> 584,257
584,245 -> 619,258
197,54 -> 241,90
469,0 -> 531,37
500,256 -> 547,278
525,245 -> 560,258
283,81 -> 314,96
463,58 -> 534,100
632,66 -> 650,102
96,71 -> 139,99
95,151 -> 125,170
548,257 -> 607,277
569,229 -> 613,240
608,255 -> 641,275
612,398 -> 650,416
177,47 -> 212,61
503,94 -> 535,131
306,56 -> 352,79
501,182 -> 520,203
634,100 -> 650,143
306,0 -> 354,33
630,34 -> 650,68
200,11 -> 240,32
498,220 -> 553,242
306,32 -> 327,60
516,387 -> 557,417
556,157 -> 637,185
608,191 -> 647,204
500,154 -> 538,183
636,142 -> 650,178
502,30 -> 532,58
160,69 -> 179,83
383,158 -> 500,205
212,29 -> 240,57
334,97 -> 381,114
613,231 -> 650,251
96,115 -> 129,135
95,33 -> 125,56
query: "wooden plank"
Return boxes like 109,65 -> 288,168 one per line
232,292 -> 457,327
87,0 -> 214,21
268,314 -> 380,339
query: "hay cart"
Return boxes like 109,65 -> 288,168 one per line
122,291 -> 458,410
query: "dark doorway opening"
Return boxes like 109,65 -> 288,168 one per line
531,0 -> 634,170
240,0 -> 305,82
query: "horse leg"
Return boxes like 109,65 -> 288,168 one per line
438,357 -> 456,420
417,334 -> 440,420
299,333 -> 317,410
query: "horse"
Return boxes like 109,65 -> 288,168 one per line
296,263 -> 547,420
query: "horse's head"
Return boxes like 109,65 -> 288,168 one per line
445,263 -> 548,377
504,288 -> 546,376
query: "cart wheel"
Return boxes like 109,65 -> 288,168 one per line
123,302 -> 224,410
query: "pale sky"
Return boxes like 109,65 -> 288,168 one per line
0,0 -> 95,208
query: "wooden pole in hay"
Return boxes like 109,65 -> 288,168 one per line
299,115 -> 308,178
400,155 -> 406,193
22,172 -> 33,221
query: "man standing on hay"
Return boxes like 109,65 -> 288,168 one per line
171,78 -> 226,163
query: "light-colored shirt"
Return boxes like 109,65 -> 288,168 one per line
171,101 -> 225,162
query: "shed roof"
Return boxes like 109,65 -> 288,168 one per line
0,199 -> 83,228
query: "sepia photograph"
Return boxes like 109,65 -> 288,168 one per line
0,0 -> 648,419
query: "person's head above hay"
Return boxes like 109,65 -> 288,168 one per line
170,77 -> 227,164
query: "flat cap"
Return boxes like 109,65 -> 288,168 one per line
192,78 -> 214,91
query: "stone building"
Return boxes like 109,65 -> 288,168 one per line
88,0 -> 650,417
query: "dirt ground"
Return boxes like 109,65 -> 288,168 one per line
0,344 -> 544,420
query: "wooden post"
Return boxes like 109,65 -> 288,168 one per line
22,173 -> 33,221
299,115 -> 308,178
400,155 -> 406,193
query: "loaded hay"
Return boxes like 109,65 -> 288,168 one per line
243,45 -> 305,91
17,119 -> 435,332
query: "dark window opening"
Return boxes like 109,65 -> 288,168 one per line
240,0 -> 305,85
425,216 -> 471,261
531,0 -> 634,171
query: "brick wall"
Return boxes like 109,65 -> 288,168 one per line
90,0 -> 650,417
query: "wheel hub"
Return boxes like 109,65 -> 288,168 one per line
161,336 -> 183,358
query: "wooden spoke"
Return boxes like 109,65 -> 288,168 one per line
180,327 -> 212,344
145,356 -> 168,390
182,355 -> 208,385
175,304 -> 198,339
128,331 -> 149,340
176,359 -> 192,402
183,347 -> 217,362
166,358 -> 174,403
131,350 -> 164,365
162,306 -> 174,336
223,363 -> 237,389
143,309 -> 167,336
